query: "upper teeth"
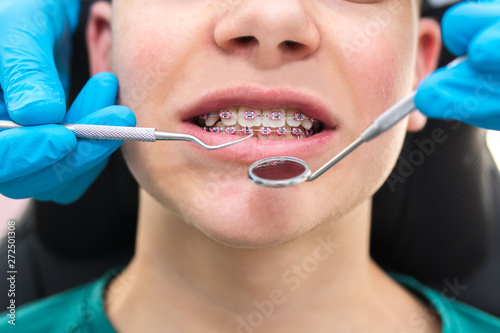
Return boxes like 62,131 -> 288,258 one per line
239,107 -> 262,127
262,110 -> 285,128
199,106 -> 316,129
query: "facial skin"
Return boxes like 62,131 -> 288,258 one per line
88,0 -> 438,249
88,1 -> 442,332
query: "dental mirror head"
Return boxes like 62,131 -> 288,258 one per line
249,157 -> 311,187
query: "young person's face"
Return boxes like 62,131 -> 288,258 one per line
88,0 -> 440,248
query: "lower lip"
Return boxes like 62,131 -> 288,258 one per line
180,122 -> 338,164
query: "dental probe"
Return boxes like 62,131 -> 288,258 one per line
0,121 -> 253,150
249,56 -> 468,188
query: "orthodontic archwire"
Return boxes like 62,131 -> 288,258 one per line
200,125 -> 317,137
198,110 -> 317,122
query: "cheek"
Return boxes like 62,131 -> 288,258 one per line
330,8 -> 417,127
346,39 -> 415,124
111,6 -> 207,115
345,32 -> 416,186
341,51 -> 413,203
112,37 -> 183,116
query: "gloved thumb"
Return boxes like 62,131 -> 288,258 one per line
64,72 -> 121,124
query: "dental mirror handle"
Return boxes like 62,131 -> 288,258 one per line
308,56 -> 467,182
359,91 -> 416,142
0,120 -> 252,150
360,55 -> 467,142
309,90 -> 417,181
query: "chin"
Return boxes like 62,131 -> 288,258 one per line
190,213 -> 310,249
174,181 -> 335,249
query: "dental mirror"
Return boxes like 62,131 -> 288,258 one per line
249,157 -> 311,187
249,56 -> 467,188
249,135 -> 363,188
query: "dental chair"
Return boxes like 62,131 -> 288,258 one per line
371,3 -> 500,315
1,0 -> 499,317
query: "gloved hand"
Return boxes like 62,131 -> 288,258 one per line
0,0 -> 135,204
0,73 -> 136,204
0,0 -> 80,124
415,0 -> 500,130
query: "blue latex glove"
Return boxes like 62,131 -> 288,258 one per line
0,0 -> 135,204
415,0 -> 500,130
0,0 -> 80,124
0,73 -> 136,204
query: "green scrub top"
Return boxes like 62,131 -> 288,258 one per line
1,268 -> 500,332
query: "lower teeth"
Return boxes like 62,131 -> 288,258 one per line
199,123 -> 321,140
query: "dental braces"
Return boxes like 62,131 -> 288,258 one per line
199,111 -> 317,122
202,125 -> 315,137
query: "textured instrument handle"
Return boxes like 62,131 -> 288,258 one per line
67,124 -> 156,142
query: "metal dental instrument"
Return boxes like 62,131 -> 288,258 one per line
0,121 -> 253,150
249,56 -> 468,188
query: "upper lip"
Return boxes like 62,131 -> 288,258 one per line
180,84 -> 338,129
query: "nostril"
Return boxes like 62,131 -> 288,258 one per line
234,35 -> 257,46
281,40 -> 302,51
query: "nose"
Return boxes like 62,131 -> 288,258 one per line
214,0 -> 320,69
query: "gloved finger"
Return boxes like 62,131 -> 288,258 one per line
67,0 -> 81,33
0,106 -> 136,199
55,28 -> 72,96
0,2 -> 69,125
0,149 -> 107,200
64,72 -> 119,124
441,1 -> 500,57
77,104 -> 136,127
57,0 -> 81,94
0,125 -> 77,183
0,89 -> 7,120
415,62 -> 500,130
53,159 -> 109,204
34,159 -> 108,204
468,19 -> 500,73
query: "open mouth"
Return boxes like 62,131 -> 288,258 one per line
194,106 -> 323,140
